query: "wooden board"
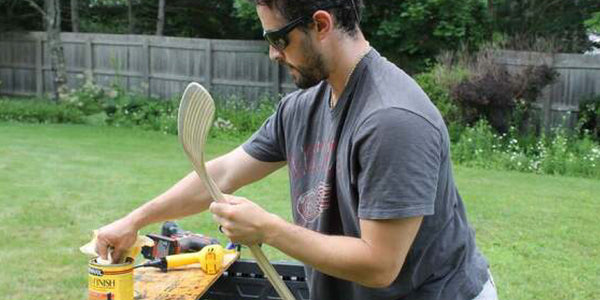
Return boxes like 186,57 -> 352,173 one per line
134,252 -> 239,300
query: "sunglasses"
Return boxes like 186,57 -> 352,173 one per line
263,2 -> 354,51
263,16 -> 311,51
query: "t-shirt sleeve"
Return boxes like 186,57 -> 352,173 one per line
242,101 -> 287,162
354,108 -> 442,219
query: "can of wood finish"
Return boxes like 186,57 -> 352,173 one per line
88,258 -> 134,300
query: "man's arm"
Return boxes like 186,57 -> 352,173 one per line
96,146 -> 285,262
211,196 -> 422,288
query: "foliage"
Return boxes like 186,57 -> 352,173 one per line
0,97 -> 85,124
362,0 -> 490,73
214,95 -> 277,138
585,12 -> 600,34
0,0 -> 260,39
232,0 -> 262,34
493,0 -> 600,53
577,95 -> 600,141
413,63 -> 466,127
0,78 -> 277,137
233,0 -> 491,73
452,119 -> 600,179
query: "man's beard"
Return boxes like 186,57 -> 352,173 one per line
286,39 -> 328,89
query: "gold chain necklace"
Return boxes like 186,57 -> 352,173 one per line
330,46 -> 371,108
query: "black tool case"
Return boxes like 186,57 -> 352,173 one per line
201,259 -> 310,300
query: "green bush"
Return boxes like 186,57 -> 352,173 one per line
105,93 -> 180,135
0,98 -> 85,124
452,120 -> 600,178
214,95 -> 277,138
414,68 -> 461,125
577,94 -> 600,141
0,78 -> 278,138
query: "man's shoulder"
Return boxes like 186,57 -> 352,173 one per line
276,82 -> 327,116
358,51 -> 445,132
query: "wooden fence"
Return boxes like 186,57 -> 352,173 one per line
0,31 -> 296,102
1,32 -> 599,130
494,50 -> 600,130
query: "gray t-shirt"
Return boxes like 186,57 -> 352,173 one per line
243,49 -> 489,300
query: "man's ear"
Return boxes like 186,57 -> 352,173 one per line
312,10 -> 334,40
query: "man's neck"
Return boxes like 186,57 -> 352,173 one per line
327,34 -> 370,107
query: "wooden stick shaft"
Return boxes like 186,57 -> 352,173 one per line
200,173 -> 295,300
179,82 -> 295,300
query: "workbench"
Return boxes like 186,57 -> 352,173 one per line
135,257 -> 309,300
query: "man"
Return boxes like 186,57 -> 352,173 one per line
96,0 -> 498,299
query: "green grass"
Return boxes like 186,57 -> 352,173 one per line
0,122 -> 598,300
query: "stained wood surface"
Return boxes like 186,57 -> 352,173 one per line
134,252 -> 239,300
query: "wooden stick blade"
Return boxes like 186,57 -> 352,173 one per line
177,82 -> 295,300
178,82 -> 223,201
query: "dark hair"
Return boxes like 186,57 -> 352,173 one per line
251,0 -> 363,36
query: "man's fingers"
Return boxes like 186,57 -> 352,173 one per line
111,248 -> 125,264
209,201 -> 234,217
96,238 -> 109,260
223,194 -> 245,204
212,212 -> 226,225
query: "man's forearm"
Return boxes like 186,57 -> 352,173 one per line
264,215 -> 412,288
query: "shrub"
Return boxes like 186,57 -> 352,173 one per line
577,95 -> 600,141
451,62 -> 558,133
0,78 -> 279,138
414,67 -> 462,126
213,95 -> 277,137
106,93 -> 180,135
62,78 -> 108,115
452,119 -> 502,168
0,98 -> 85,124
452,120 -> 600,178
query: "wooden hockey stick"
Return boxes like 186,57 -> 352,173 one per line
177,82 -> 296,300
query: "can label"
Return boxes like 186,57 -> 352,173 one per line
88,259 -> 133,300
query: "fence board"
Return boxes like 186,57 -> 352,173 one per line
0,32 -> 294,102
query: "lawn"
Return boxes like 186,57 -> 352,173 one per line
0,122 -> 598,300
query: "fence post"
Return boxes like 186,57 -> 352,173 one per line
142,38 -> 151,97
205,39 -> 213,91
85,37 -> 94,82
35,36 -> 43,97
542,53 -> 556,132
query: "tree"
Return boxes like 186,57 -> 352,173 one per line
70,0 -> 79,32
26,0 -> 68,101
494,0 -> 600,52
156,0 -> 165,36
233,0 -> 490,73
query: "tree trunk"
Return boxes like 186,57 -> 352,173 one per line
71,0 -> 79,32
42,0 -> 68,101
488,0 -> 494,38
128,0 -> 135,34
156,0 -> 165,36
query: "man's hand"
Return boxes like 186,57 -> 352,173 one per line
95,217 -> 139,263
209,194 -> 277,245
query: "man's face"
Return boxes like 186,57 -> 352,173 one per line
257,5 -> 329,89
